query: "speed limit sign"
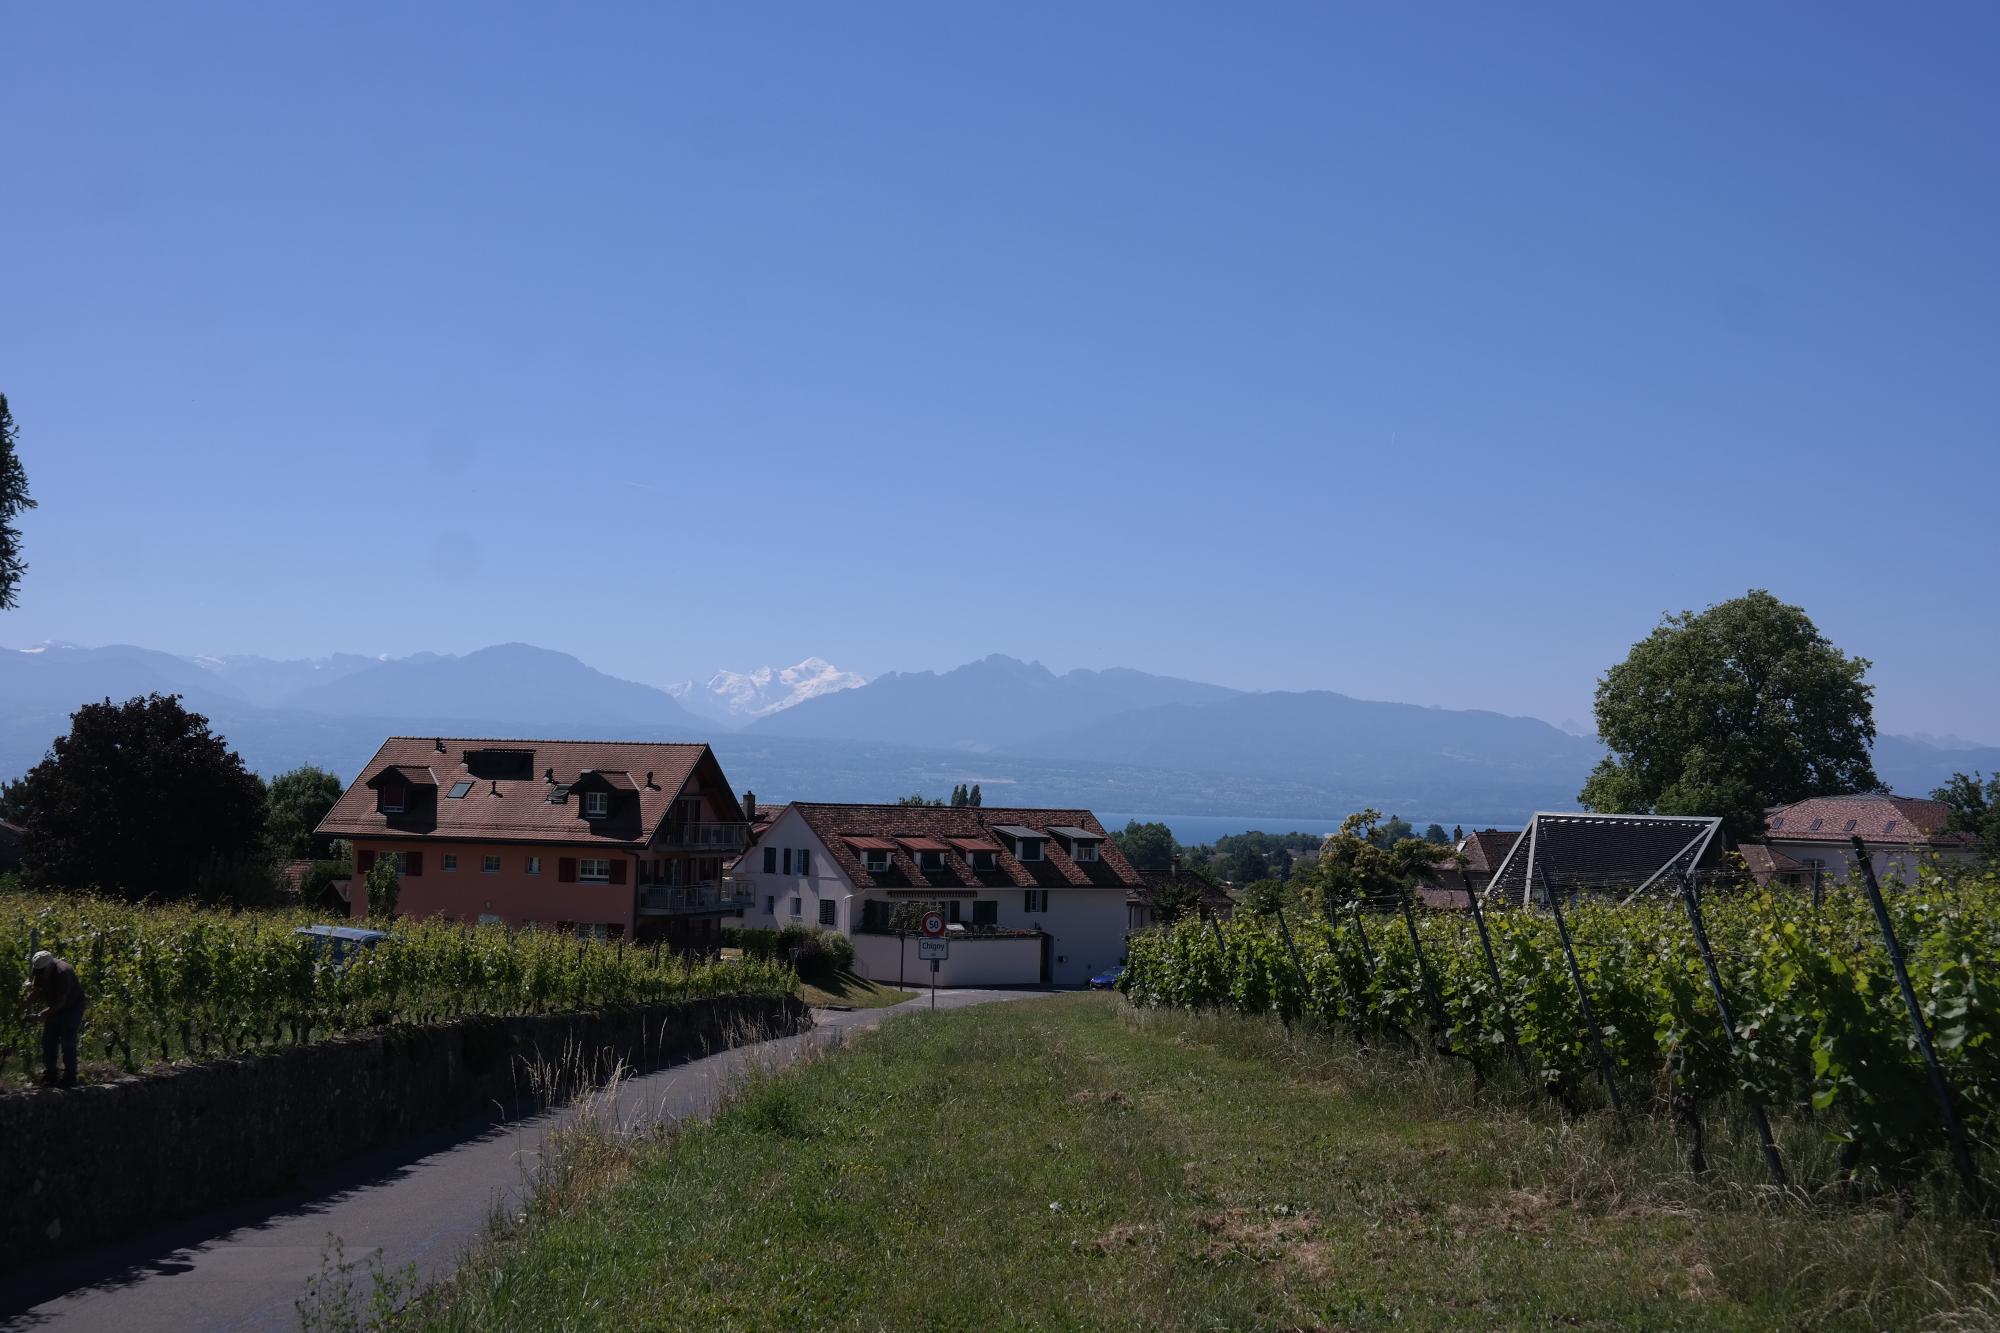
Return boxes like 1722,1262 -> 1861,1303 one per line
921,910 -> 945,938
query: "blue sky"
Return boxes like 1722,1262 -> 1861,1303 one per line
3,4 -> 1996,740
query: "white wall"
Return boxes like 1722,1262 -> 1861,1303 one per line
854,886 -> 1127,986
853,932 -> 1043,987
1767,840 -> 1982,887
734,808 -> 848,933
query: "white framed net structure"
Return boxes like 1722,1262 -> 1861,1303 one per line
1483,812 -> 1724,908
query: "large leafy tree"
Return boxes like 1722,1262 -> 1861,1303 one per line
1112,820 -> 1177,870
12,694 -> 270,899
1933,771 -> 2000,864
265,764 -> 346,860
1580,590 -> 1878,841
1292,809 -> 1447,914
0,393 -> 34,609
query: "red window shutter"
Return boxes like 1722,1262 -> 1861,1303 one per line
559,858 -> 577,883
406,851 -> 424,877
608,859 -> 627,885
357,849 -> 377,872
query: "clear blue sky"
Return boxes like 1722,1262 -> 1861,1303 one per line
3,5 -> 1996,740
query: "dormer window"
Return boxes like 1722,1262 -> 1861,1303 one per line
863,849 -> 892,873
1073,840 -> 1099,863
918,850 -> 946,872
584,791 -> 610,819
1017,839 -> 1045,863
380,785 -> 405,814
970,850 -> 997,871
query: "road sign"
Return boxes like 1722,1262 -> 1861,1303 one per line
918,938 -> 949,961
921,911 -> 945,938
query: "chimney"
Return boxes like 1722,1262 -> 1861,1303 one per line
645,770 -> 655,789
545,767 -> 555,783
744,791 -> 757,821
489,780 -> 500,796
435,737 -> 445,753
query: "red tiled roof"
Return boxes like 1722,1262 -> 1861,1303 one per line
791,804 -> 1142,892
1458,829 -> 1521,873
1130,868 -> 1234,911
317,737 -> 728,848
1739,844 -> 1810,883
1765,794 -> 1972,846
842,836 -> 900,851
895,837 -> 953,853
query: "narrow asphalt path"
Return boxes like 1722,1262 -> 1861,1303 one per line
1,987 -> 1050,1332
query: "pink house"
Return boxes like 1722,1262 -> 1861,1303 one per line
316,737 -> 752,950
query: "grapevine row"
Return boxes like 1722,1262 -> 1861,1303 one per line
1120,873 -> 2000,1183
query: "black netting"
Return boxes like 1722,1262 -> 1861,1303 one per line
1484,813 -> 1720,907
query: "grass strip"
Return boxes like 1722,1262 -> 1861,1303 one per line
405,993 -> 2000,1331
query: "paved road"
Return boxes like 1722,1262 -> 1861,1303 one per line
1,987 -> 1050,1332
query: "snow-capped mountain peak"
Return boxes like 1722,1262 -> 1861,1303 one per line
668,658 -> 867,724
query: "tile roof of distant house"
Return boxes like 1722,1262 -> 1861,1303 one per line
1130,867 -> 1234,911
1738,844 -> 1811,883
1764,794 -> 1972,846
317,737 -> 735,848
789,804 -> 1143,892
1458,829 -> 1522,873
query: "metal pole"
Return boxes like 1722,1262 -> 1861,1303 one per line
1538,860 -> 1628,1137
1397,892 -> 1450,1041
1272,907 -> 1313,1019
1849,836 -> 1987,1213
1677,871 -> 1787,1187
1460,868 -> 1532,1083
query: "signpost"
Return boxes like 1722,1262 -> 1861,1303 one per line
919,917 -> 948,1009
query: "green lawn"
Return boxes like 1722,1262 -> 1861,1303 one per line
404,994 -> 1999,1331
796,970 -> 916,1010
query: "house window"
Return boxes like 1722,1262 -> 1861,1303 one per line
447,781 -> 475,800
971,900 -> 998,926
483,854 -> 501,874
574,923 -> 609,941
1073,841 -> 1099,863
819,900 -> 837,928
799,849 -> 812,876
442,854 -> 459,872
764,846 -> 777,873
584,792 -> 610,819
1842,820 -> 1857,833
948,899 -> 962,923
863,850 -> 891,872
381,788 -> 405,814
919,850 -> 945,872
970,850 -> 997,871
1024,889 -> 1048,913
579,858 -> 611,882
1017,839 -> 1045,863
789,896 -> 802,917
391,851 -> 411,873
766,895 -> 775,914
526,856 -> 542,875
783,848 -> 793,875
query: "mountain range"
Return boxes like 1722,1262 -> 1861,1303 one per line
3,641 -> 1994,829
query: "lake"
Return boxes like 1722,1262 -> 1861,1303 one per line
1096,812 -> 1342,846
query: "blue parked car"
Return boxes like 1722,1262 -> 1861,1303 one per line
293,924 -> 391,967
1088,965 -> 1126,990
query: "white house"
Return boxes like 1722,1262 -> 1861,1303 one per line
733,802 -> 1137,986
1761,794 -> 1982,885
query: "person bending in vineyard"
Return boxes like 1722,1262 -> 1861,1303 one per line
26,950 -> 86,1088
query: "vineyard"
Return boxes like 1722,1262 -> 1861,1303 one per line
2,896 -> 795,1087
1122,869 -> 2000,1193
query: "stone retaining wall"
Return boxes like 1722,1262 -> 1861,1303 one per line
0,993 -> 809,1270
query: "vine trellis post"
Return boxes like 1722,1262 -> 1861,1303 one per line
1676,870 -> 1787,1188
1536,856 -> 1628,1138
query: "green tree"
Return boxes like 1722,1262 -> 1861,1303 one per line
1423,823 -> 1450,845
895,793 -> 944,807
1234,877 -> 1287,917
266,764 -> 345,860
1220,845 -> 1269,885
0,393 -> 33,609
12,694 -> 270,899
949,783 -> 968,806
1112,820 -> 1177,870
364,852 -> 400,919
969,783 -> 982,807
1153,876 -> 1203,925
1294,809 -> 1448,914
1933,771 -> 2000,864
1580,589 -> 1878,841
1367,815 -> 1415,849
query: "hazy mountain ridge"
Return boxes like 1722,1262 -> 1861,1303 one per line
3,643 -> 1994,830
